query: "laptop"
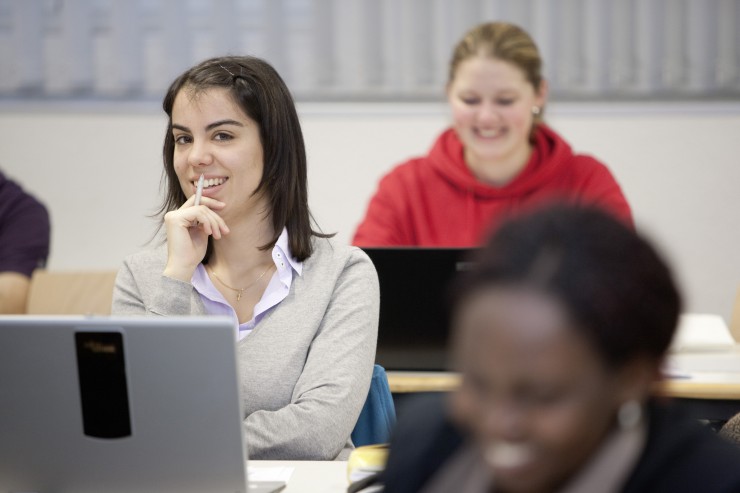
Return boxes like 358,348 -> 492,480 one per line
361,247 -> 478,371
0,315 -> 285,493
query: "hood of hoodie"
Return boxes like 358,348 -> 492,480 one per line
427,124 -> 575,199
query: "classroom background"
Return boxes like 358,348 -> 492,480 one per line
1,0 -> 740,321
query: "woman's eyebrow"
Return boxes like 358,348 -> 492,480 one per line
205,119 -> 244,131
171,119 -> 245,133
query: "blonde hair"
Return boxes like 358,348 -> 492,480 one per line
449,22 -> 544,95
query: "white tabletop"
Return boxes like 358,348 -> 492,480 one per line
251,460 -> 349,493
667,345 -> 740,374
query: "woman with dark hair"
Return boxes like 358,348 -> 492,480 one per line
381,205 -> 740,492
112,56 -> 379,460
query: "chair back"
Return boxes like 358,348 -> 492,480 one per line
731,286 -> 740,342
25,270 -> 118,315
352,364 -> 396,447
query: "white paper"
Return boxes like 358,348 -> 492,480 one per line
669,313 -> 735,352
248,466 -> 294,482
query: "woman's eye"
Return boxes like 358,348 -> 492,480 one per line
174,134 -> 191,145
521,388 -> 564,407
496,98 -> 515,106
461,97 -> 480,105
214,132 -> 233,141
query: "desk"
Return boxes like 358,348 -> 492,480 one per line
387,371 -> 740,400
387,371 -> 459,394
388,349 -> 740,397
251,460 -> 348,493
658,347 -> 740,420
387,347 -> 740,421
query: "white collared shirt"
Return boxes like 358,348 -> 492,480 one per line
191,228 -> 303,339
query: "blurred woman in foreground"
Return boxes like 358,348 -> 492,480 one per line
381,205 -> 740,493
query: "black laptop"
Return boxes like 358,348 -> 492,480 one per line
361,248 -> 478,371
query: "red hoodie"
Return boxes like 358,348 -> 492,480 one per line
353,125 -> 632,246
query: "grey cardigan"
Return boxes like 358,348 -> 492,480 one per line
112,237 -> 379,460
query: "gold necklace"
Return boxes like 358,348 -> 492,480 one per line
209,264 -> 274,301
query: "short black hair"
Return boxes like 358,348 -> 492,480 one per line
452,204 -> 682,368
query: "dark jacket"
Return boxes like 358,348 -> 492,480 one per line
381,394 -> 740,493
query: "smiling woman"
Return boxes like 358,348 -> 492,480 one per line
381,205 -> 740,493
352,22 -> 632,247
111,56 -> 379,460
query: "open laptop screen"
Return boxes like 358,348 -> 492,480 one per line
362,248 -> 478,371
0,315 -> 252,493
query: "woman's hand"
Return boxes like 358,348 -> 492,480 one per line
162,195 -> 230,282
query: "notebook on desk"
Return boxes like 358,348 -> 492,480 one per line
0,315 -> 285,493
361,247 -> 478,371
669,313 -> 737,352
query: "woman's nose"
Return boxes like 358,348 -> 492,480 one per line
187,140 -> 213,167
481,399 -> 528,442
477,102 -> 498,124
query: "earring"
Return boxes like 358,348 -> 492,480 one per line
532,106 -> 541,116
618,400 -> 642,430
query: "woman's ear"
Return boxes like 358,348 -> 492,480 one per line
612,355 -> 662,405
535,78 -> 549,110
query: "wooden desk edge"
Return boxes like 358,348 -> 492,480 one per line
654,379 -> 740,400
387,373 -> 460,393
388,372 -> 740,400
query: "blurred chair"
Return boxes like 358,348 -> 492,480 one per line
352,364 -> 397,447
720,412 -> 740,445
731,286 -> 740,342
718,287 -> 740,443
25,270 -> 118,315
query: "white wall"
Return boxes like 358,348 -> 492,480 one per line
1,102 -> 739,322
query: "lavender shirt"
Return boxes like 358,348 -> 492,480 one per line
191,228 -> 303,339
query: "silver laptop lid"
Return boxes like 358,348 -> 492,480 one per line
0,315 -> 248,493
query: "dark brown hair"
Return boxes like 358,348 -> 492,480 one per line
157,55 -> 330,261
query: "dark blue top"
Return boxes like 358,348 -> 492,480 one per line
381,393 -> 740,493
0,171 -> 50,276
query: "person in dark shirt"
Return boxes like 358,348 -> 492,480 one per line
381,204 -> 740,493
0,170 -> 50,313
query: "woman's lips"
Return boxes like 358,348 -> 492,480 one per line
192,176 -> 228,188
485,442 -> 535,470
192,176 -> 228,195
475,127 -> 503,139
